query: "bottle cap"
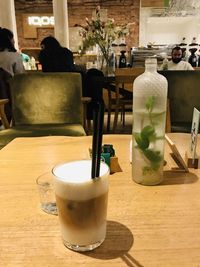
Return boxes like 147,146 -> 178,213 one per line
145,57 -> 157,65
102,144 -> 115,157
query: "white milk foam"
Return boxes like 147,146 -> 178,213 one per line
53,160 -> 109,201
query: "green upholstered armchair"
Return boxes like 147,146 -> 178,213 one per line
0,72 -> 86,149
159,70 -> 200,133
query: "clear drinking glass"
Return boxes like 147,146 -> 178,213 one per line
52,159 -> 109,252
36,172 -> 58,215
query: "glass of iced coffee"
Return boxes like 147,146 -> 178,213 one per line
52,159 -> 109,252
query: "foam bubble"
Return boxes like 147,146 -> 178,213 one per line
52,160 -> 109,200
53,160 -> 108,183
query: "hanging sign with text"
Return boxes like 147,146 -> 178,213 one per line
23,14 -> 54,38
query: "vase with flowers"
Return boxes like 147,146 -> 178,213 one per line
76,6 -> 130,74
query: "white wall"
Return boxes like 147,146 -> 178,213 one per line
140,8 -> 200,46
146,17 -> 188,45
0,0 -> 19,50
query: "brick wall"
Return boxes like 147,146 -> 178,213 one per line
15,0 -> 140,49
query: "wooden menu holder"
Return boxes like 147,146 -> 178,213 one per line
89,148 -> 122,174
185,107 -> 200,169
165,134 -> 189,172
185,151 -> 200,169
110,156 -> 122,173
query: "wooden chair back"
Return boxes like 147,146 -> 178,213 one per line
108,67 -> 144,132
115,67 -> 145,90
160,70 -> 200,133
115,67 -> 145,77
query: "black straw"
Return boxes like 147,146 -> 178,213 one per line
96,103 -> 104,177
91,103 -> 99,179
91,102 -> 105,179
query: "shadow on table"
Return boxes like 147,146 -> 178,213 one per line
84,220 -> 133,260
162,170 -> 198,185
84,220 -> 144,266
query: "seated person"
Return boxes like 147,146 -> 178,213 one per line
38,36 -> 75,72
160,46 -> 194,70
0,27 -> 24,76
83,68 -> 104,120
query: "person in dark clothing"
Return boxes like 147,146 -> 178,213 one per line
83,68 -> 105,121
38,36 -> 75,72
82,68 -> 105,133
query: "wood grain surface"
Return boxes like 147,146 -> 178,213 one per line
0,134 -> 200,267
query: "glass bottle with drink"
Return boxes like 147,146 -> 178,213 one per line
119,50 -> 127,68
132,58 -> 168,185
188,48 -> 198,67
188,37 -> 198,67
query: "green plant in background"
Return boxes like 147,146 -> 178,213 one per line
133,96 -> 163,175
80,17 -> 115,66
75,5 -> 131,68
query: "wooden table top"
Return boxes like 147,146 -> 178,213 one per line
0,134 -> 200,267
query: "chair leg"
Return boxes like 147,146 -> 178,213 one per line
0,100 -> 10,129
107,105 -> 111,132
116,105 -> 125,129
113,107 -> 120,133
122,106 -> 125,126
86,119 -> 92,135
